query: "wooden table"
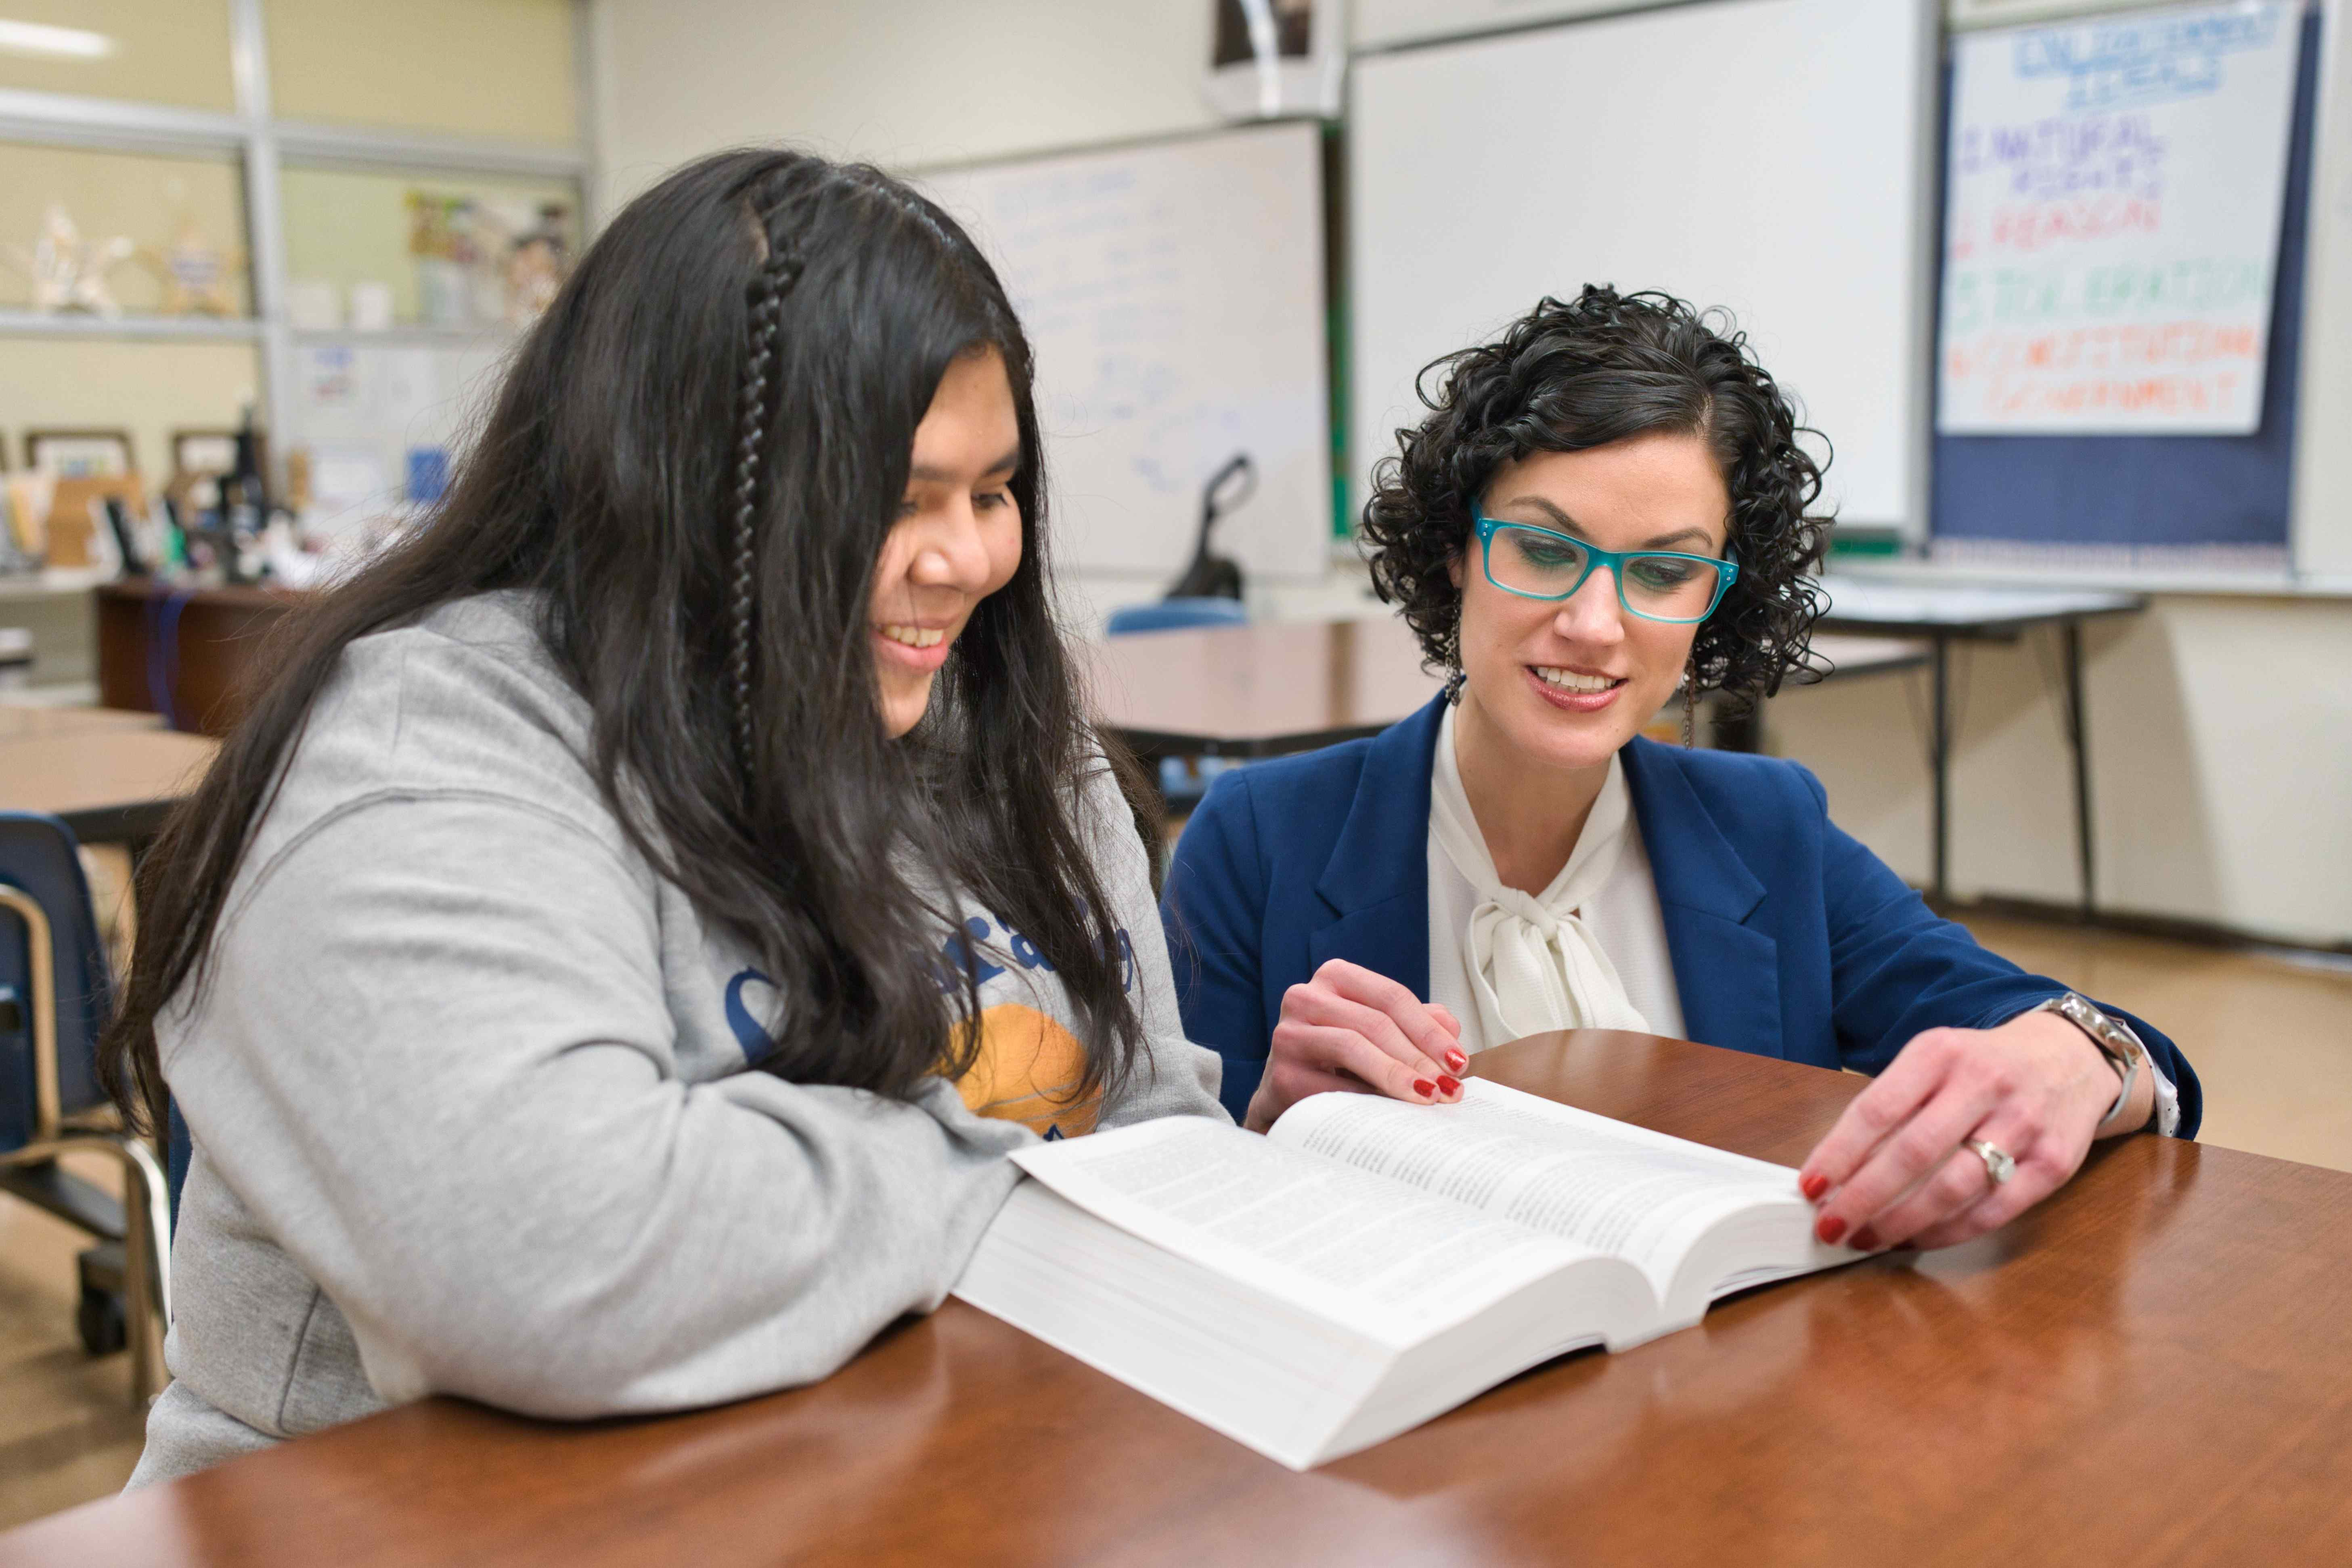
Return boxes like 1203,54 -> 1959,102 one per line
0,704 -> 162,742
0,729 -> 218,844
9,1031 -> 2347,1566
1084,613 -> 1927,762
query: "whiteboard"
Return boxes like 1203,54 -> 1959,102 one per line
915,124 -> 1332,584
1349,0 -> 1935,531
1355,0 -> 1682,52
1939,0 -> 2303,434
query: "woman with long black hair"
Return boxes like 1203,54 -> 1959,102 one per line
105,149 -> 1223,1482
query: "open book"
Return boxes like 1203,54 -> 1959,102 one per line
953,1078 -> 1856,1470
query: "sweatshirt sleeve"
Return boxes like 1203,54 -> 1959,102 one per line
163,789 -> 1028,1421
1074,763 -> 1229,1129
1160,768 -> 1274,1124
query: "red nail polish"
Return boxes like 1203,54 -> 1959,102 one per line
1436,1074 -> 1462,1097
1445,1049 -> 1468,1073
1801,1173 -> 1828,1202
1413,1078 -> 1437,1099
1816,1215 -> 1848,1246
1851,1228 -> 1881,1252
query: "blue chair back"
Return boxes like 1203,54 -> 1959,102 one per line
0,813 -> 115,1154
168,1101 -> 190,1227
1104,597 -> 1248,637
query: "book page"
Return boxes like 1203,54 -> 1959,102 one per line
1009,1118 -> 1607,1345
1267,1081 -> 1803,1299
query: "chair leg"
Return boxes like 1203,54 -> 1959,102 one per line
111,1133 -> 172,1404
63,1132 -> 173,1405
0,1131 -> 174,1402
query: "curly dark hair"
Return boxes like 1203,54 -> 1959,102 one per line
1361,285 -> 1831,715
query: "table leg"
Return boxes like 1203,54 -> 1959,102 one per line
2062,620 -> 2095,918
1929,634 -> 1950,907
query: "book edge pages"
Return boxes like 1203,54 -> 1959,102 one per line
954,1182 -> 1396,1471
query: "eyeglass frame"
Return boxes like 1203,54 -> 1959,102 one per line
1471,515 -> 1740,625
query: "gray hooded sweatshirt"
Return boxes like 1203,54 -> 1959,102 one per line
130,593 -> 1225,1484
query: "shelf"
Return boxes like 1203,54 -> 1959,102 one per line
1827,558 -> 2352,602
290,323 -> 523,350
0,312 -> 526,350
0,310 -> 262,343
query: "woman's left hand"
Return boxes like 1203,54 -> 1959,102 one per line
1797,1009 -> 2144,1253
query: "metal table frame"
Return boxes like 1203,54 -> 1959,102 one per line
1815,585 -> 2149,913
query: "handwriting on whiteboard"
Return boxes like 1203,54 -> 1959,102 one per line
2012,5 -> 2279,109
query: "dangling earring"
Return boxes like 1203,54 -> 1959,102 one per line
1681,657 -> 1701,747
1443,666 -> 1466,706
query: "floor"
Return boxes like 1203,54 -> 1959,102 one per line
0,1151 -> 152,1529
1961,913 -> 2352,1172
0,915 -> 2346,1530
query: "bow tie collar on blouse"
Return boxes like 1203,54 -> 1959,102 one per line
1427,703 -> 1654,1046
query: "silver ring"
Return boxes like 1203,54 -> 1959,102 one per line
1964,1137 -> 2015,1187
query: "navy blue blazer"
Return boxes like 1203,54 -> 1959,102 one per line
1160,695 -> 2200,1135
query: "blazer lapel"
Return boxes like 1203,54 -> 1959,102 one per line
1307,695 -> 1446,1001
1620,739 -> 1784,1058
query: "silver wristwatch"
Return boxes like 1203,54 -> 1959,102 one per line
2036,992 -> 2147,1130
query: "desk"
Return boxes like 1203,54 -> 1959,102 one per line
1087,613 -> 1925,765
0,705 -> 162,742
1085,614 -> 1444,762
10,1032 -> 2346,1567
0,729 -> 218,844
92,580 -> 302,738
1814,577 -> 2148,913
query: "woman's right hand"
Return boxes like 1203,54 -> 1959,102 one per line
1244,959 -> 1467,1132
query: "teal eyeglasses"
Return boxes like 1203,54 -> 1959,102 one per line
1473,515 -> 1739,625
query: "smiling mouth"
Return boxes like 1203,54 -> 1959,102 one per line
1531,666 -> 1625,694
878,623 -> 948,649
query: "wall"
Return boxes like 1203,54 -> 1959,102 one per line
0,339 -> 260,495
1767,594 -> 2352,947
0,0 -> 235,111
593,0 -> 2352,947
591,0 -> 1221,209
589,0 -> 1235,623
2295,0 -> 2352,578
266,0 -> 577,144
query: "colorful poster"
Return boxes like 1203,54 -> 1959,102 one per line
1938,1 -> 2300,434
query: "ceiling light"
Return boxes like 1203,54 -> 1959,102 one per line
0,19 -> 118,61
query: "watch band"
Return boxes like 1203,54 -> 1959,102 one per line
2036,992 -> 2146,1130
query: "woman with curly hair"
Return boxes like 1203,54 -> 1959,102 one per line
1161,287 -> 2196,1255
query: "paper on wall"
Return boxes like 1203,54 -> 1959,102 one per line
1938,1 -> 2302,435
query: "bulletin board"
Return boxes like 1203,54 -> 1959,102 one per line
1931,4 -> 2322,558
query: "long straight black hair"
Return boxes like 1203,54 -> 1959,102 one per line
102,148 -> 1149,1129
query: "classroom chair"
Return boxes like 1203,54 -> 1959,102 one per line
0,811 -> 172,1405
